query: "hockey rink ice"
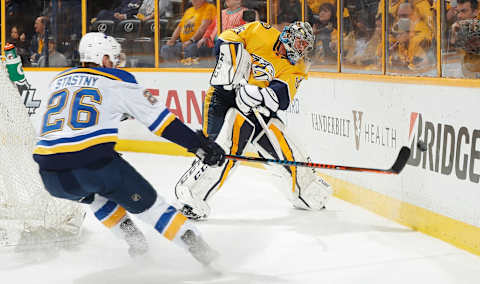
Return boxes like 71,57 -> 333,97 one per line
2,152 -> 480,284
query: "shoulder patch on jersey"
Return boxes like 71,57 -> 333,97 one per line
143,89 -> 158,105
232,24 -> 247,34
251,54 -> 275,82
260,22 -> 272,29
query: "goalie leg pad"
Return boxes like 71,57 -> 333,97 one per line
254,118 -> 332,210
175,108 -> 255,218
210,41 -> 252,90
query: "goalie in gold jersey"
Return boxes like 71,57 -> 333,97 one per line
175,21 -> 333,219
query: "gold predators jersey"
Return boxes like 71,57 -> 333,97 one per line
219,21 -> 308,102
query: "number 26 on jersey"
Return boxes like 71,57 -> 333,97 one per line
41,88 -> 102,135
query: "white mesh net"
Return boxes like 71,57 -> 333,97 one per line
0,61 -> 85,249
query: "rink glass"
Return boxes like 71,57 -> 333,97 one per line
4,0 -> 82,67
385,0 -> 438,77
0,0 -> 476,79
87,0 -> 155,67
308,0 -> 339,72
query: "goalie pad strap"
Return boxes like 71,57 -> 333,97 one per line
206,108 -> 255,194
254,118 -> 332,210
175,109 -> 255,215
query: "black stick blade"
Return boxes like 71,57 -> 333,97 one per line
390,146 -> 411,174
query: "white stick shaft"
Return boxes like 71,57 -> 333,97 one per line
252,108 -> 284,159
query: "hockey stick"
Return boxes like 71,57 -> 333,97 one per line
252,107 -> 284,158
226,146 -> 411,175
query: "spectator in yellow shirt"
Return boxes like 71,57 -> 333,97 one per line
389,17 -> 430,71
308,0 -> 335,14
160,0 -> 215,61
395,2 -> 433,57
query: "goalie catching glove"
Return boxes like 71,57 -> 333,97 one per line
235,84 -> 279,116
188,131 -> 226,167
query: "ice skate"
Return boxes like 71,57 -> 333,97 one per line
181,229 -> 219,266
120,218 -> 149,257
178,204 -> 208,221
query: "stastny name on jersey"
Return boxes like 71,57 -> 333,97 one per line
54,74 -> 99,90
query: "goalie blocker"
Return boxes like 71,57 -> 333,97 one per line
175,108 -> 332,219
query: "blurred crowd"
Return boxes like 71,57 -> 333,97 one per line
309,0 -> 480,77
3,0 -> 479,77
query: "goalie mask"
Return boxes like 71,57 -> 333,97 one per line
279,21 -> 315,65
79,32 -> 120,67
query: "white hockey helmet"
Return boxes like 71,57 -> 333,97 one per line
106,36 -> 125,67
79,32 -> 120,67
279,21 -> 315,65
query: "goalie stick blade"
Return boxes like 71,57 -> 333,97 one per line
389,146 -> 411,174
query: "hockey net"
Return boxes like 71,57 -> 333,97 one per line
0,61 -> 85,249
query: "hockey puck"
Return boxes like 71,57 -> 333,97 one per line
417,140 -> 427,152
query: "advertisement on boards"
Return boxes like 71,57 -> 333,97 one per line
283,78 -> 480,227
24,71 -> 480,227
408,112 -> 480,184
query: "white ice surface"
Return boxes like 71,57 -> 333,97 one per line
2,152 -> 480,284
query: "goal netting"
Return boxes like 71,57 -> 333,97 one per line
0,61 -> 85,249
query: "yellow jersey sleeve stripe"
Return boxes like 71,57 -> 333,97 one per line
154,114 -> 177,136
34,135 -> 118,155
163,213 -> 188,241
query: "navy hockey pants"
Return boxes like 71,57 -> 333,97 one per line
39,154 -> 157,214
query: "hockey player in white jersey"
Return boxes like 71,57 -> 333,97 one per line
33,32 -> 223,265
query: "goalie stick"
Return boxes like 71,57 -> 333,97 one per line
226,146 -> 411,175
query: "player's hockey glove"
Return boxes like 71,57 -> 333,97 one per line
189,131 -> 226,167
235,84 -> 279,116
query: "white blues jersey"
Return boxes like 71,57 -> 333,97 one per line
34,67 -> 199,170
